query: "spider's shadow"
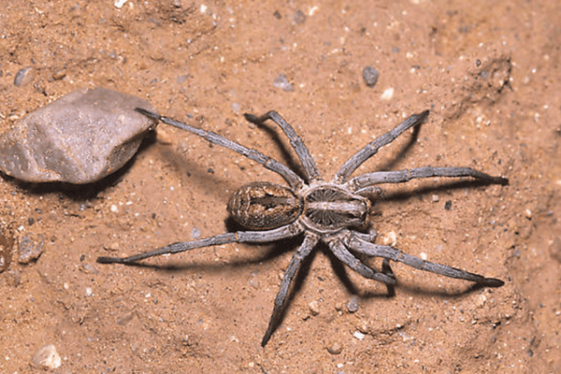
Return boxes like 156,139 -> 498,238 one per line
327,246 -> 494,300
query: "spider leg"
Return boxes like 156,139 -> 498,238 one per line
350,229 -> 378,244
348,231 -> 395,296
244,111 -> 322,182
97,223 -> 303,264
348,166 -> 508,192
355,186 -> 386,200
347,233 -> 504,287
334,110 -> 430,183
135,108 -> 304,190
261,232 -> 319,347
326,237 -> 397,285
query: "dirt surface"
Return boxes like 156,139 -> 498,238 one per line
0,1 -> 560,373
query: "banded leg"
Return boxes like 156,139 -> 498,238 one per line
244,111 -> 321,182
261,232 -> 319,347
347,166 -> 508,192
135,108 -> 304,189
334,110 -> 430,183
97,223 -> 303,264
347,233 -> 504,287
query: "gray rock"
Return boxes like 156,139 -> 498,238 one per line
14,66 -> 33,87
362,66 -> 379,87
18,233 -> 44,264
0,88 -> 156,184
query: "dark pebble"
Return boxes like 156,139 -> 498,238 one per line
18,234 -> 44,264
14,67 -> 33,87
362,66 -> 379,87
293,10 -> 306,24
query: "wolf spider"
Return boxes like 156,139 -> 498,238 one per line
98,108 -> 508,347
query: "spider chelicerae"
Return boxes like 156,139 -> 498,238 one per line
98,107 -> 508,347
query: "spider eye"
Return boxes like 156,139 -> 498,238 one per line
228,182 -> 303,230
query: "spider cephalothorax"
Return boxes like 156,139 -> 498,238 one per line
98,108 -> 508,347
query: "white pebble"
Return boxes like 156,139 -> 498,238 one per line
381,87 -> 394,100
353,331 -> 365,340
308,300 -> 320,316
31,344 -> 61,370
114,0 -> 128,9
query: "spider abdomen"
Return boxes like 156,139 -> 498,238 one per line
227,182 -> 304,230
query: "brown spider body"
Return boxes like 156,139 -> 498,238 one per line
227,182 -> 303,230
228,182 -> 371,235
99,108 -> 508,347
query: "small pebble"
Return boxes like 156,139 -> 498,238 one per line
380,87 -> 394,100
114,0 -> 128,8
353,331 -> 366,341
176,74 -> 189,84
14,66 -> 33,87
362,66 -> 379,87
525,208 -> 532,219
292,10 -> 306,24
52,68 -> 66,80
190,227 -> 202,239
444,200 -> 452,210
308,300 -> 320,316
249,278 -> 260,289
357,320 -> 369,334
327,342 -> 343,355
475,294 -> 487,307
346,295 -> 359,313
106,242 -> 120,251
31,344 -> 61,370
80,263 -> 98,274
432,194 -> 440,202
273,73 -> 294,92
18,234 -> 44,264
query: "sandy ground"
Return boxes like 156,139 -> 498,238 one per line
1,0 -> 560,373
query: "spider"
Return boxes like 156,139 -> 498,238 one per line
98,107 -> 508,347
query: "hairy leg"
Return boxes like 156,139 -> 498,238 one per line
261,232 -> 319,347
244,111 -> 321,182
135,108 -> 304,189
